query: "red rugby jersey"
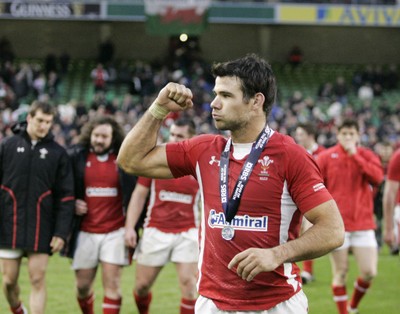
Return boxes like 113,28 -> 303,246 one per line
166,130 -> 333,311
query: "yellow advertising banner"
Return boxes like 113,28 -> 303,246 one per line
279,4 -> 400,27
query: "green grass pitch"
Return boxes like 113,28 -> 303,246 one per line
0,247 -> 398,313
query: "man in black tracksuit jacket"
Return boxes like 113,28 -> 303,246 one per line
0,101 -> 75,314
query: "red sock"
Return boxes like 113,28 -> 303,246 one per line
332,285 -> 348,314
10,302 -> 25,314
134,291 -> 152,314
180,298 -> 196,314
103,296 -> 122,314
78,293 -> 95,314
349,277 -> 371,310
303,260 -> 313,274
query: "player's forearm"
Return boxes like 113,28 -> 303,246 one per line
125,196 -> 147,229
125,206 -> 141,230
353,154 -> 384,186
117,109 -> 163,175
383,180 -> 399,231
273,206 -> 344,264
383,191 -> 396,231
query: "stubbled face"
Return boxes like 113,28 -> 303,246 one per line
210,76 -> 253,132
27,110 -> 54,140
90,124 -> 113,155
169,124 -> 191,143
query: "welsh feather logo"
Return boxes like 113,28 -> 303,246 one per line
257,156 -> 273,180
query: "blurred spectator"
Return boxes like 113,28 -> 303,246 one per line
117,61 -> 132,85
90,63 -> 109,92
361,65 -> 375,84
317,82 -> 333,102
12,62 -> 33,100
46,70 -> 60,99
0,77 -> 16,108
358,82 -> 374,101
59,51 -> 71,76
288,45 -> 303,68
333,76 -> 348,105
45,53 -> 58,75
32,71 -> 46,98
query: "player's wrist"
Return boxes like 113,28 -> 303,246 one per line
148,101 -> 170,120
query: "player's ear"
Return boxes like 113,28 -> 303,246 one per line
253,92 -> 265,111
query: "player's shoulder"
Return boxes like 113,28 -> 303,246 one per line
358,145 -> 379,159
270,131 -> 294,146
190,133 -> 225,145
270,131 -> 304,154
45,138 -> 69,156
316,144 -> 337,158
183,133 -> 226,152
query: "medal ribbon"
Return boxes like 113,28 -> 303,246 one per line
219,126 -> 271,223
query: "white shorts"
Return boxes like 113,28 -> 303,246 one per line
72,227 -> 130,270
195,290 -> 308,314
134,227 -> 199,267
335,230 -> 377,251
0,249 -> 24,259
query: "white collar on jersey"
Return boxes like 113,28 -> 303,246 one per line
96,153 -> 109,162
232,142 -> 253,160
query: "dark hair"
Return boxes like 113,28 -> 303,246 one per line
338,118 -> 359,132
211,53 -> 277,117
297,122 -> 318,137
78,115 -> 125,153
29,101 -> 56,117
173,118 -> 196,136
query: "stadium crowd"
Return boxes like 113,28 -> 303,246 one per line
0,36 -> 399,153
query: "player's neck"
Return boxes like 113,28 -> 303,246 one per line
231,120 -> 266,144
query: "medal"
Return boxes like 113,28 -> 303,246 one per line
219,126 -> 271,241
221,225 -> 235,241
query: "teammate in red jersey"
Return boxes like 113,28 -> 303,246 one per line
294,122 -> 326,284
69,115 -> 136,314
125,118 -> 200,314
118,54 -> 344,314
317,119 -> 384,314
383,148 -> 400,252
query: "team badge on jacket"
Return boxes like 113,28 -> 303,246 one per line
39,148 -> 48,159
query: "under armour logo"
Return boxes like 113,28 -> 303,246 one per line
39,148 -> 48,159
209,156 -> 220,166
17,147 -> 25,153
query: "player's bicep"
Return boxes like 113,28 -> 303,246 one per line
139,144 -> 174,179
304,199 -> 342,227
